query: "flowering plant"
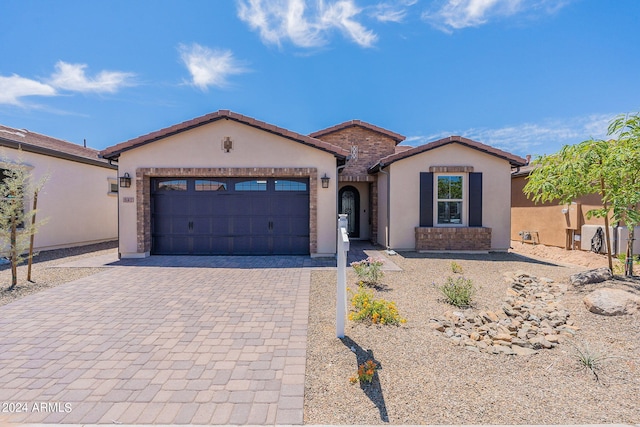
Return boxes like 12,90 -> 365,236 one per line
348,285 -> 406,325
350,257 -> 384,285
350,359 -> 378,384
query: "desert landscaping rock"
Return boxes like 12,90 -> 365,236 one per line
569,267 -> 613,286
430,271 -> 577,355
583,287 -> 640,316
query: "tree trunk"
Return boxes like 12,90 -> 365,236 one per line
9,215 -> 17,290
626,226 -> 635,276
600,176 -> 613,271
27,191 -> 38,282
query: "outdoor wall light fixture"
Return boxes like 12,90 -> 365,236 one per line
119,173 -> 132,188
321,173 -> 330,188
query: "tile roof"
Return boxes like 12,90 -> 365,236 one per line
309,120 -> 406,144
100,110 -> 350,160
0,124 -> 114,169
368,135 -> 528,173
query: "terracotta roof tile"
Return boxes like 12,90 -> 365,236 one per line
368,135 -> 527,172
0,124 -> 113,168
100,110 -> 350,159
310,120 -> 406,144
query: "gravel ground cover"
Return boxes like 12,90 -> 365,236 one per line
304,249 -> 640,425
0,241 -> 117,307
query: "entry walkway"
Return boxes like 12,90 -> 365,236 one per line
0,262 -> 311,424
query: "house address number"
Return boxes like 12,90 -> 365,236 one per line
122,197 -> 135,203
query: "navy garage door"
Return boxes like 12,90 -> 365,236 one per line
151,178 -> 310,255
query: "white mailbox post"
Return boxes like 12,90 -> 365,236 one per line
337,214 -> 349,338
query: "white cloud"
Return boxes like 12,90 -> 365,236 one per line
406,113 -> 615,156
178,43 -> 248,91
49,61 -> 135,93
237,0 -> 377,48
0,75 -> 56,105
422,0 -> 572,33
372,0 -> 418,23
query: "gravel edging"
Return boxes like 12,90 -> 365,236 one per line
304,251 -> 640,425
0,240 -> 117,307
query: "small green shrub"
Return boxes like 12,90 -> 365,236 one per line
450,261 -> 463,274
437,276 -> 476,308
351,257 -> 384,285
349,285 -> 405,325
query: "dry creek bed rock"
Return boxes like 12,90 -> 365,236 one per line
429,271 -> 580,356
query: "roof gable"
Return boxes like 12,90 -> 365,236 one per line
101,110 -> 349,160
0,124 -> 114,169
368,136 -> 527,172
310,120 -> 406,144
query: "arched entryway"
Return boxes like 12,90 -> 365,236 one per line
339,185 -> 360,238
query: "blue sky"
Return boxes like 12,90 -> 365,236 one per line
1,0 -> 639,157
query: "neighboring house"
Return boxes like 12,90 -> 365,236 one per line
0,124 -> 118,251
512,164 -> 640,254
100,110 -> 526,258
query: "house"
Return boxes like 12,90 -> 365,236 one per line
511,164 -> 640,254
0,124 -> 118,251
100,110 -> 526,258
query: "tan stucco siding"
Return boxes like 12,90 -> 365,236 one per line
388,143 -> 512,251
511,175 -> 608,248
376,173 -> 389,247
0,148 -> 117,250
116,120 -> 338,257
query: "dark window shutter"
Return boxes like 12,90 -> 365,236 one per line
468,172 -> 483,227
419,172 -> 433,227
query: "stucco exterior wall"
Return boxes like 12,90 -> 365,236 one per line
116,120 -> 338,257
511,175 -> 608,248
376,173 -> 389,248
0,148 -> 117,250
387,143 -> 512,251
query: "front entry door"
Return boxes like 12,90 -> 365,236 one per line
339,186 -> 360,238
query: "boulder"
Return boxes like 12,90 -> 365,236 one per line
583,288 -> 640,316
570,267 -> 613,286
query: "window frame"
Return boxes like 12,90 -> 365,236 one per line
434,173 -> 467,226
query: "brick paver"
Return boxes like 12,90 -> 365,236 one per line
0,258 -> 312,425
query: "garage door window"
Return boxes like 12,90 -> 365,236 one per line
275,180 -> 307,191
195,180 -> 226,191
235,180 -> 267,191
157,179 -> 187,191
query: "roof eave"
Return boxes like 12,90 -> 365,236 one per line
1,138 -> 116,170
101,111 -> 349,160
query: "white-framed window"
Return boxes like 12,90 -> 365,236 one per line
435,174 -> 466,225
108,178 -> 118,195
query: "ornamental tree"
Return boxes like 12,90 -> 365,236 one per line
524,112 -> 640,276
0,155 -> 47,289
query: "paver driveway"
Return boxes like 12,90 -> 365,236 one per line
0,257 -> 314,425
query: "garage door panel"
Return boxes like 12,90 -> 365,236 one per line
155,235 -> 190,254
151,177 -> 309,255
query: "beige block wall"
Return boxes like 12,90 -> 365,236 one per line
117,120 -> 338,257
388,143 -> 512,251
511,175 -> 608,248
0,148 -> 118,250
